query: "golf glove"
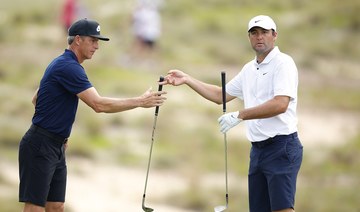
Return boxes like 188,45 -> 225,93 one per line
218,111 -> 242,133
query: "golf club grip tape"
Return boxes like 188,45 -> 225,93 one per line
155,76 -> 164,115
158,76 -> 164,92
221,72 -> 226,112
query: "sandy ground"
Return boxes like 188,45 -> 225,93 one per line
297,109 -> 359,148
1,109 -> 359,212
66,159 -> 196,212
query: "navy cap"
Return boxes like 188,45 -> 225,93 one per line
68,18 -> 109,41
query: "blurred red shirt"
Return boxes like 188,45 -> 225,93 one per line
62,0 -> 76,30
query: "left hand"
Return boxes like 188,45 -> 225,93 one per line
218,111 -> 242,133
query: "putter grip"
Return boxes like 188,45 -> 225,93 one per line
155,76 -> 164,115
221,72 -> 226,113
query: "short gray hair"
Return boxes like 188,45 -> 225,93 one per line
67,36 -> 76,45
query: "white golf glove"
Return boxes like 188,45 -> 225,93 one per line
218,111 -> 242,133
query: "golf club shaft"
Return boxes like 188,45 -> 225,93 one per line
221,72 -> 229,206
224,132 -> 228,206
143,116 -> 157,202
142,76 -> 164,209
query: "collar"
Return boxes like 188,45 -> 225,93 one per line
254,46 -> 280,65
64,49 -> 79,63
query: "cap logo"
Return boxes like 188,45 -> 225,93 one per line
96,25 -> 101,32
254,20 -> 261,23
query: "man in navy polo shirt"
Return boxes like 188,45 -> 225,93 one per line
18,18 -> 167,212
161,15 -> 303,212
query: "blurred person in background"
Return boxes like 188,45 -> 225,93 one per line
18,18 -> 166,212
130,0 -> 162,61
61,0 -> 77,32
61,0 -> 89,33
162,15 -> 303,212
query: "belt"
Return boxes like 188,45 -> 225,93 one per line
251,132 -> 298,148
30,124 -> 68,144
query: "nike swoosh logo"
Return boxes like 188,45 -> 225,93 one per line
263,72 -> 268,75
255,20 -> 261,23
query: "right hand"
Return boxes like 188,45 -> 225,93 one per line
162,69 -> 188,86
140,87 -> 167,108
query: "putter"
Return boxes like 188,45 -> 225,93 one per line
142,76 -> 164,212
214,71 -> 229,212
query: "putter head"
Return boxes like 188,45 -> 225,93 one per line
214,205 -> 227,212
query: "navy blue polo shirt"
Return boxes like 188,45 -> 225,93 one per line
32,49 -> 93,138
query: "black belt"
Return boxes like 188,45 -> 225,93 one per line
252,132 -> 298,148
30,124 -> 68,144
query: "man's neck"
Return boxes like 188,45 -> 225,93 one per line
256,47 -> 274,64
68,46 -> 84,64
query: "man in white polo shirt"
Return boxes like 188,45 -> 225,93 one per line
162,15 -> 303,212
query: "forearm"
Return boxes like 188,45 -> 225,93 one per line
78,87 -> 139,113
78,87 -> 165,113
92,96 -> 141,113
185,76 -> 223,104
239,96 -> 289,120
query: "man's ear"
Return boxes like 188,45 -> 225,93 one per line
75,35 -> 82,45
273,31 -> 278,41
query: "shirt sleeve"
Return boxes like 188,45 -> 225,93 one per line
58,63 -> 93,95
226,68 -> 244,100
273,57 -> 298,99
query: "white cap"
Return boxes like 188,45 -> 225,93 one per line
248,15 -> 277,32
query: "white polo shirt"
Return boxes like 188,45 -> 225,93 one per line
226,47 -> 298,142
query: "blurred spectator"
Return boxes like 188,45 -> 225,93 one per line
61,0 -> 89,32
131,0 -> 162,60
61,0 -> 77,31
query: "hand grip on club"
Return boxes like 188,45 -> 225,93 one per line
155,76 -> 164,116
221,72 -> 226,113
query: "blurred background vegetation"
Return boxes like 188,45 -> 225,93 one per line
0,0 -> 359,211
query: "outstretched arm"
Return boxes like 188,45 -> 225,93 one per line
162,69 -> 235,104
77,87 -> 167,113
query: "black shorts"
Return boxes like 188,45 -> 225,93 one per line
137,36 -> 156,48
143,39 -> 155,48
18,125 -> 67,207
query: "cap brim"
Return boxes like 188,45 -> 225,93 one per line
90,35 -> 110,41
248,26 -> 274,32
